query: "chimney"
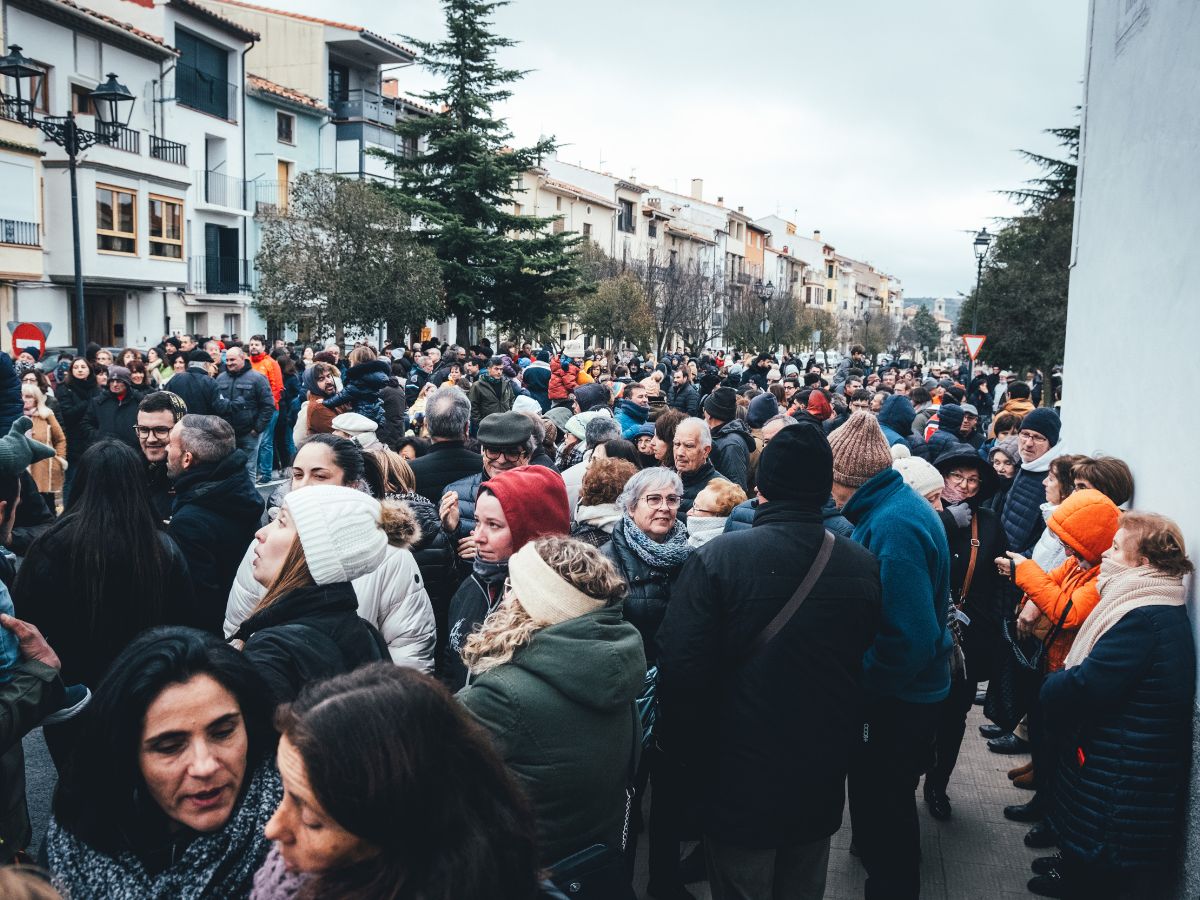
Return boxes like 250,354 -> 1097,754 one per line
690,178 -> 703,201
783,245 -> 789,254
813,229 -> 821,241
716,196 -> 724,206
381,78 -> 399,98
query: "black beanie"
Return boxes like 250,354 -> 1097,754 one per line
1022,407 -> 1061,446
702,386 -> 737,422
756,422 -> 833,508
936,404 -> 965,435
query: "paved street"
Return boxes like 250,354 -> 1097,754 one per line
633,704 -> 1041,899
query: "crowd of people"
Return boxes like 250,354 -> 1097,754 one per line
0,335 -> 1190,900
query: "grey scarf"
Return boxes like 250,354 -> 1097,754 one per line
622,513 -> 693,570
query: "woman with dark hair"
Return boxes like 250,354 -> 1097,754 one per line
231,484 -> 402,703
594,437 -> 641,469
226,437 -> 434,674
252,663 -> 558,899
52,357 -> 97,503
15,440 -> 194,690
396,435 -> 431,461
651,408 -> 687,470
47,627 -> 280,898
127,358 -> 152,393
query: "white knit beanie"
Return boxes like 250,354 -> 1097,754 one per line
284,485 -> 388,585
508,542 -> 604,626
892,456 -> 944,498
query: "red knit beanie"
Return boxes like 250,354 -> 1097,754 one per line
478,466 -> 570,551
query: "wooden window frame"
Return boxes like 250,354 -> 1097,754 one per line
148,194 -> 184,260
276,110 -> 295,145
96,183 -> 137,256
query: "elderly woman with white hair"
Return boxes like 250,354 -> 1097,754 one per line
602,466 -> 693,664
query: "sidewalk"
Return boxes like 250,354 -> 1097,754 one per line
635,705 -> 1042,899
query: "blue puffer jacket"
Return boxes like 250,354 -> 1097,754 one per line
324,359 -> 391,425
1043,604 -> 1195,870
723,497 -> 853,538
442,471 -> 486,542
1001,445 -> 1067,556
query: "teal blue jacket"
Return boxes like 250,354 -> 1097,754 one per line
843,467 -> 953,703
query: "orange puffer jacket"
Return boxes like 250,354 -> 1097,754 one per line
1014,489 -> 1120,672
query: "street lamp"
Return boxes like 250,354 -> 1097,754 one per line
0,48 -> 134,356
971,227 -> 992,334
755,278 -> 775,350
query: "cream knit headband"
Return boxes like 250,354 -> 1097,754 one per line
508,542 -> 604,626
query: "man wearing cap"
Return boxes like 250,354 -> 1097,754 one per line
828,411 -> 953,900
657,422 -> 881,898
440,411 -> 546,560
702,387 -> 755,491
165,350 -> 227,417
1000,407 -> 1067,557
957,403 -> 983,450
80,366 -> 143,454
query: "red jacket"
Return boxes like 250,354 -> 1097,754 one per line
548,357 -> 579,400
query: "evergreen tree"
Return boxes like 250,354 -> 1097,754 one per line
382,0 -> 580,343
958,124 -> 1078,388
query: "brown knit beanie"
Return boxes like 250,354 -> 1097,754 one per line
828,410 -> 893,487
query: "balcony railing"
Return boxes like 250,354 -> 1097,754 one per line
190,255 -> 254,295
330,88 -> 396,127
176,63 -> 237,121
0,219 -> 38,246
150,135 -> 187,166
194,170 -> 247,209
253,180 -> 292,215
97,121 -> 139,154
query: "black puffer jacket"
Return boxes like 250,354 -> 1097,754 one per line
167,450 -> 264,633
164,366 -> 228,417
392,490 -> 457,614
81,389 -> 144,454
235,582 -> 388,705
602,516 -> 685,665
439,571 -> 504,692
54,381 -> 97,462
1043,604 -> 1195,870
710,418 -> 756,490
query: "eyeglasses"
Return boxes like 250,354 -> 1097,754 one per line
641,493 -> 682,509
133,425 -> 173,440
946,472 -> 981,488
482,446 -> 525,462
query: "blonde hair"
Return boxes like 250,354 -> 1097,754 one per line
364,447 -> 418,494
696,478 -> 747,516
462,537 -> 626,674
21,382 -> 49,417
1119,511 -> 1194,577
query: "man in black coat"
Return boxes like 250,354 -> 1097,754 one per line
656,422 -> 882,898
409,387 -> 482,503
666,369 -> 700,416
214,347 -> 274,480
166,414 -> 264,633
165,350 -> 229,417
80,367 -> 143,454
702,387 -> 755,491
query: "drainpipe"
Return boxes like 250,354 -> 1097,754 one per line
240,39 -> 256,332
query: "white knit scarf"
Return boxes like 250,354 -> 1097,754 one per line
1063,559 -> 1187,668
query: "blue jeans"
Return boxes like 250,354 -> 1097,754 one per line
237,430 -> 263,480
257,409 -> 279,481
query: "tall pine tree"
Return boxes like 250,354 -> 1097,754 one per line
383,0 -> 580,344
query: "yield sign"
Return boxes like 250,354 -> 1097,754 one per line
962,334 -> 986,361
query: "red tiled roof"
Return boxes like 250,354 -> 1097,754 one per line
50,0 -> 178,53
210,0 -> 417,56
247,73 -> 328,112
541,177 -> 617,209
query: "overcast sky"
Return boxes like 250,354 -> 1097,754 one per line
281,0 -> 1089,298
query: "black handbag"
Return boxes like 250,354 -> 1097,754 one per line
548,704 -> 640,899
983,599 -> 1072,732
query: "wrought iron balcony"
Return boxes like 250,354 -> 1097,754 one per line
190,255 -> 254,295
150,135 -> 186,165
0,219 -> 38,246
